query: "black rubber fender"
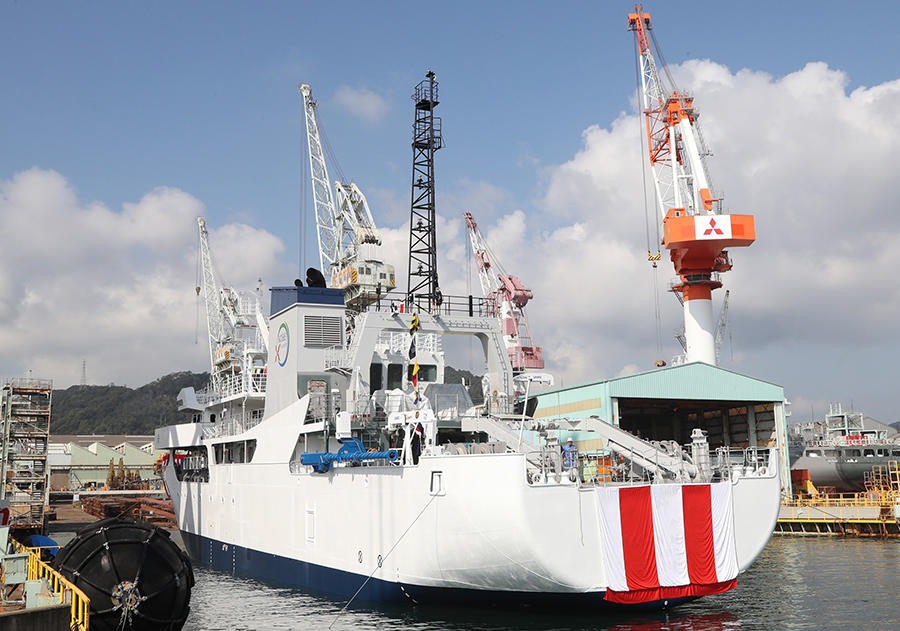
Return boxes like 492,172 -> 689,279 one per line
53,517 -> 194,631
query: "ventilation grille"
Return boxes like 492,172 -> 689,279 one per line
304,315 -> 342,347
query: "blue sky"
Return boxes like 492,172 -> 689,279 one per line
2,2 -> 900,423
5,0 -> 894,252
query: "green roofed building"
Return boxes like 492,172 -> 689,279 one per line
526,362 -> 789,493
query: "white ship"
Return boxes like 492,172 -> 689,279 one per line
155,282 -> 781,607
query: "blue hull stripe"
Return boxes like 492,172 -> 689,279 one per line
180,531 -> 691,609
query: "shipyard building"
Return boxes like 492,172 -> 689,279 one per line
527,362 -> 790,493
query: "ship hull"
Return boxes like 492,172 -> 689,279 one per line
179,529 -> 702,609
162,425 -> 779,608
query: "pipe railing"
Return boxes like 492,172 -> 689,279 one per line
10,539 -> 90,630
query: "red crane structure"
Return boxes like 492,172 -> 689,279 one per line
463,212 -> 543,374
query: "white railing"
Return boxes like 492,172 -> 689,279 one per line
805,436 -> 889,448
201,410 -> 265,439
198,371 -> 267,404
374,331 -> 441,355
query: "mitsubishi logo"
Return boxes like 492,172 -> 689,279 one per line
703,218 -> 724,236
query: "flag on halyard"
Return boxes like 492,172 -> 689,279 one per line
409,313 -> 420,334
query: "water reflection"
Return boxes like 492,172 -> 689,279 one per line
183,538 -> 900,631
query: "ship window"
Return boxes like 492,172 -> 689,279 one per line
864,449 -> 875,457
844,449 -> 861,457
380,273 -> 386,280
892,449 -> 900,457
370,363 -> 383,394
823,449 -> 838,457
407,364 -> 437,382
213,440 -> 257,464
387,364 -> 403,390
876,449 -> 885,456
304,315 -> 343,348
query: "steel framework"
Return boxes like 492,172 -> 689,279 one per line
1,377 -> 51,531
407,71 -> 443,311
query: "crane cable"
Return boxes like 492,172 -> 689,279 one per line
634,34 -> 664,356
299,116 -> 309,278
194,233 -> 202,345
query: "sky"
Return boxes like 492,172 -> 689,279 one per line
2,1 -> 899,424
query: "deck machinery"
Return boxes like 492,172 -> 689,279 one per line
628,6 -> 755,365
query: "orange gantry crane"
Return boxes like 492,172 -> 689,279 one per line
628,6 -> 755,365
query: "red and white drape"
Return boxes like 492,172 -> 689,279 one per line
596,483 -> 738,604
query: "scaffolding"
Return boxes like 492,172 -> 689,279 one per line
1,377 -> 52,532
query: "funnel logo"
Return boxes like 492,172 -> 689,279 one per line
695,215 -> 732,240
275,323 -> 290,367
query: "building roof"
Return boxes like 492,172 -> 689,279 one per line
50,434 -> 155,448
531,362 -> 785,421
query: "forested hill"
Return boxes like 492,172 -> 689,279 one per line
51,366 -> 485,435
51,372 -> 209,435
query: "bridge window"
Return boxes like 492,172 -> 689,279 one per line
370,363 -> 383,394
408,364 -> 437,382
387,364 -> 403,390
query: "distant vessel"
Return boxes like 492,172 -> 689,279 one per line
791,404 -> 900,492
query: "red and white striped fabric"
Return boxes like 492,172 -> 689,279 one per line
596,483 -> 738,604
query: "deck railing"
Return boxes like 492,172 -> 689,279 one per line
10,539 -> 90,630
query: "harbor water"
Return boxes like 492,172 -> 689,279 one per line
182,537 -> 900,630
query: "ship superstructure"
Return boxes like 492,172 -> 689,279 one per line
157,65 -> 781,608
792,404 -> 900,492
156,285 -> 780,606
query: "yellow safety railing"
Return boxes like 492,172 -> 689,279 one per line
10,540 -> 90,631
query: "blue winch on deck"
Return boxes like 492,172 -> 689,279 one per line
300,437 -> 399,473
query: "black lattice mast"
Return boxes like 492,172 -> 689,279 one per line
407,70 -> 443,311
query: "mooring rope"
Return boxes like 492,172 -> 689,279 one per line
328,492 -> 438,629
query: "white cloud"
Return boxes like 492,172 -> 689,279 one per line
0,169 -> 291,387
527,60 -> 900,417
333,85 -> 389,123
402,61 -> 900,418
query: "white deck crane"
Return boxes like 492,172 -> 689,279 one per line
299,83 -> 395,306
628,7 -> 755,365
196,217 -> 268,397
463,212 -> 543,374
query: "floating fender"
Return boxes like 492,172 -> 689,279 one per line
53,517 -> 194,631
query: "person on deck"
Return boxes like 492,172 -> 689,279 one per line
562,438 -> 578,470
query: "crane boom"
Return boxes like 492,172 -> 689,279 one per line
196,217 -> 269,396
463,212 -> 543,373
198,217 -> 225,387
299,83 -> 340,274
299,83 -> 395,306
628,6 -> 755,365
